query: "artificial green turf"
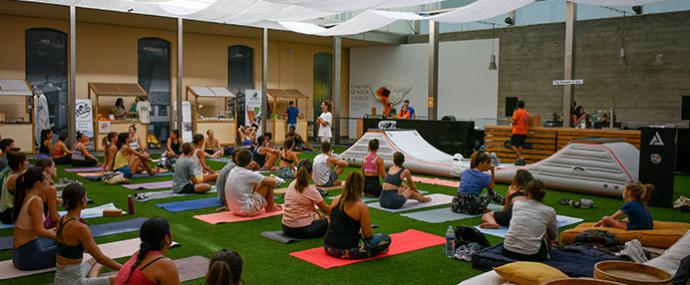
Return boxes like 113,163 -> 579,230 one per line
1,148 -> 690,284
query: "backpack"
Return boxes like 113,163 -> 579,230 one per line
454,225 -> 490,248
574,229 -> 623,252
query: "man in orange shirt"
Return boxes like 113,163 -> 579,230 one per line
511,100 -> 529,166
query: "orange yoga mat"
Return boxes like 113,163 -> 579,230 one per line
289,229 -> 445,269
193,208 -> 283,224
411,176 -> 459,188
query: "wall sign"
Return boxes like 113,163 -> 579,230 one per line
244,89 -> 262,135
75,99 -> 94,137
552,79 -> 584,85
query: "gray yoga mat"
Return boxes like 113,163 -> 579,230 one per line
135,187 -> 217,202
261,231 -> 308,244
367,193 -> 455,213
400,203 -> 503,223
102,255 -> 208,282
328,190 -> 429,204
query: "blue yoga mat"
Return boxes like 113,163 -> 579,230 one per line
0,217 -> 147,251
474,215 -> 584,238
85,172 -> 174,181
155,197 -> 223,212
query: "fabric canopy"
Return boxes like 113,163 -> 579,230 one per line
429,0 -> 534,24
569,0 -> 670,6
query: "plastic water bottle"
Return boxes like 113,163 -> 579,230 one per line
445,225 -> 455,258
127,194 -> 135,215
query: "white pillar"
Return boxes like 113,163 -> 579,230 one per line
176,18 -> 184,133
68,5 -> 77,145
261,28 -> 268,134
332,36 -> 342,145
563,1 -> 577,127
427,20 -> 439,120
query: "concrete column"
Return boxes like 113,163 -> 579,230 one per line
176,18 -> 184,134
563,1 -> 577,127
67,5 -> 76,145
332,36 -> 342,145
427,20 -> 439,120
261,28 -> 268,134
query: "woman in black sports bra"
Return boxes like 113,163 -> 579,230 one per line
480,169 -> 533,229
378,152 -> 430,209
277,138 -> 299,179
54,183 -> 121,285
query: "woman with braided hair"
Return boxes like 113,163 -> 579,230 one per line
115,217 -> 179,285
54,183 -> 121,285
205,249 -> 243,285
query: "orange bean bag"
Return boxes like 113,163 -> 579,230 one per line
560,221 -> 690,249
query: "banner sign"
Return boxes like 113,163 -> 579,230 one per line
244,89 -> 262,135
75,99 -> 94,137
98,121 -> 111,134
552,79 -> 584,85
182,101 -> 193,143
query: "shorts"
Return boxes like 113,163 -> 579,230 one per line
319,136 -> 331,144
277,167 -> 295,180
287,123 -> 297,130
55,262 -> 110,285
493,204 -> 515,227
510,134 -> 527,148
379,190 -> 407,209
178,183 -> 195,194
115,165 -> 133,179
451,192 -> 491,215
364,176 -> 382,197
13,238 -> 57,270
205,149 -> 217,156
318,172 -> 338,187
234,193 -> 267,217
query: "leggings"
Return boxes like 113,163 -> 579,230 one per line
501,239 -> 550,262
325,233 -> 391,260
53,156 -> 72,165
0,208 -> 12,225
673,255 -> 690,285
451,192 -> 492,215
13,237 -> 57,270
364,176 -> 382,197
379,189 -> 407,209
72,157 -> 98,167
55,262 -> 110,285
282,219 -> 328,239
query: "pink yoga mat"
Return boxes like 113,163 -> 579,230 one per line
194,207 -> 283,224
64,167 -> 103,173
289,229 -> 445,269
411,176 -> 459,188
123,180 -> 173,190
77,172 -> 104,177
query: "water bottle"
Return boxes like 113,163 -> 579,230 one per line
127,194 -> 135,215
445,225 -> 455,258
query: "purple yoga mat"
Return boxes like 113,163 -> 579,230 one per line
123,180 -> 173,190
64,167 -> 103,173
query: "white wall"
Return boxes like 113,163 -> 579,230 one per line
349,39 -> 498,138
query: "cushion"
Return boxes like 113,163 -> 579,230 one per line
458,270 -> 516,285
560,221 -> 690,249
645,230 -> 690,275
495,262 -> 568,285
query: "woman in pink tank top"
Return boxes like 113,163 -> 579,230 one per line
362,139 -> 386,197
115,217 -> 179,285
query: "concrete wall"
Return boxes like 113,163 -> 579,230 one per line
410,10 -> 690,125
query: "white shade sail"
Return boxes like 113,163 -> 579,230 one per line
280,10 -> 425,36
569,0 -> 670,6
429,0 -> 534,24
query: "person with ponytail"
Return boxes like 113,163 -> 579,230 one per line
11,166 -> 57,270
38,129 -> 54,160
205,249 -> 243,285
115,217 -> 179,285
52,130 -> 72,165
594,182 -> 654,230
71,132 -> 100,167
113,132 -> 159,179
0,151 -> 29,225
362,139 -> 385,197
502,179 -> 557,261
451,151 -> 497,215
282,159 -> 331,239
103,132 -> 118,173
324,172 -> 391,260
54,183 -> 121,285
379,152 -> 431,210
34,158 -> 62,227
481,169 -> 534,229
276,138 -> 299,180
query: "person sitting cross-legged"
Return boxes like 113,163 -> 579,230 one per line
171,143 -> 213,194
224,149 -> 283,216
281,159 -> 331,239
312,142 -> 349,188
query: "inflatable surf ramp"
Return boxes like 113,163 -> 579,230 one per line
340,130 -> 467,178
496,141 -> 639,197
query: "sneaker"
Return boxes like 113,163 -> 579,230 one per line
619,239 -> 647,263
514,158 -> 526,166
674,196 -> 690,212
270,175 -> 286,186
558,198 -> 573,206
454,245 -> 472,262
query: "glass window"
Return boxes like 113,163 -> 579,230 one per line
138,38 -> 171,143
228,45 -> 254,126
313,52 -> 333,137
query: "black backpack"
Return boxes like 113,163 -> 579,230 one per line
454,226 -> 491,248
574,229 -> 623,252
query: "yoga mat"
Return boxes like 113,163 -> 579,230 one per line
0,218 -> 147,251
135,188 -> 217,202
64,167 -> 103,173
275,185 -> 341,196
81,172 -> 174,181
123,180 -> 173,190
401,203 -> 503,223
0,238 -> 179,280
367,193 -> 454,213
194,207 -> 283,224
261,231 -> 307,244
207,157 -> 230,163
155,197 -> 223,212
475,215 -> 585,238
100,256 -> 208,282
0,203 -> 119,230
411,176 -> 459,188
290,229 -> 444,269
329,190 -> 430,204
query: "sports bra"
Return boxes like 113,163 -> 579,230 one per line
39,141 -> 50,155
15,195 -> 43,230
242,138 -> 253,146
383,167 -> 405,187
363,153 -> 379,174
116,251 -> 165,285
57,217 -> 84,259
71,143 -> 85,161
280,151 -> 294,164
52,142 -> 66,157
128,136 -> 140,149
509,191 -> 526,200
114,146 -> 130,170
